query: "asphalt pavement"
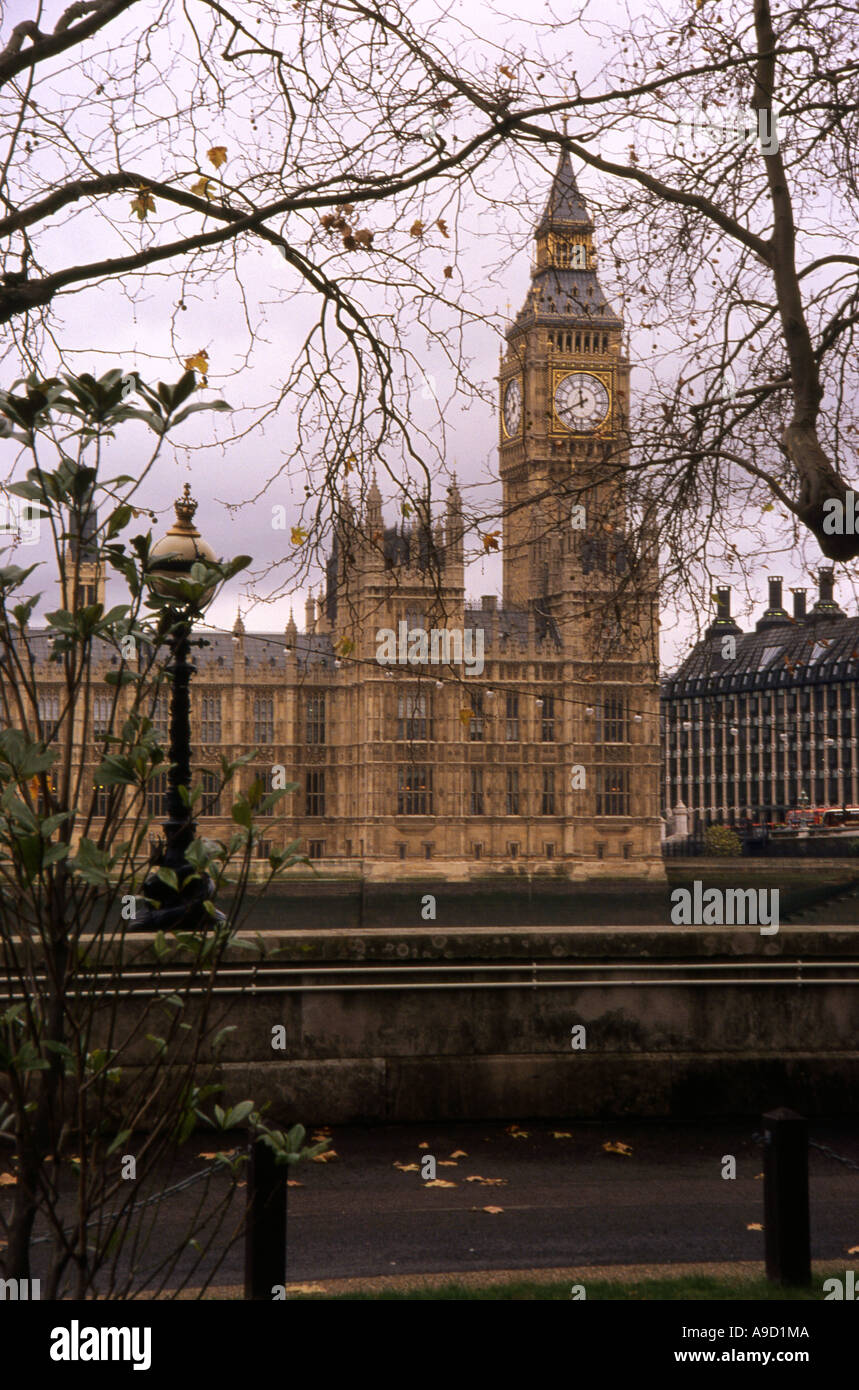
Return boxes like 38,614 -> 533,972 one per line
284,1118 -> 859,1283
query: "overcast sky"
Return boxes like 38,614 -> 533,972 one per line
1,0 -> 849,669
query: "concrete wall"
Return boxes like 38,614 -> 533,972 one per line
89,921 -> 859,1124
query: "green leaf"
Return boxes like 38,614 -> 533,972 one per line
155,866 -> 179,891
171,399 -> 232,426
231,800 -> 252,829
224,1100 -> 254,1128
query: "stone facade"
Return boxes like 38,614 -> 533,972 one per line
30,154 -> 663,881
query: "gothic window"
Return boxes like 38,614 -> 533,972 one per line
147,772 -> 169,818
596,694 -> 628,743
305,770 -> 325,816
397,691 -> 430,741
200,694 -> 222,744
541,768 -> 556,815
397,765 -> 432,815
254,696 -> 274,743
38,692 -> 60,741
252,767 -> 275,816
595,768 -> 631,816
506,769 -> 520,815
92,695 -> 112,741
151,696 -> 168,744
541,694 -> 555,742
469,768 -> 484,816
506,695 -> 520,741
469,692 -> 484,741
200,770 -> 221,816
306,694 -> 326,744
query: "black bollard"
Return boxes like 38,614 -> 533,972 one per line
762,1107 -> 811,1287
244,1137 -> 287,1300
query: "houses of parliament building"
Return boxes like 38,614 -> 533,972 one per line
38,154 -> 663,880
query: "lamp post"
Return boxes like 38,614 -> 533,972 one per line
134,484 -> 223,933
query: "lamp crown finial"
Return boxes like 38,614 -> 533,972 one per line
175,483 -> 197,525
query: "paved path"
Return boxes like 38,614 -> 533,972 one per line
284,1120 -> 859,1283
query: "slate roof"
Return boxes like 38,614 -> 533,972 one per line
663,612 -> 859,697
511,151 -> 622,333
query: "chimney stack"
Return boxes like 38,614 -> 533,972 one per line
756,574 -> 792,632
808,566 -> 845,622
791,588 -> 806,621
706,584 -> 741,638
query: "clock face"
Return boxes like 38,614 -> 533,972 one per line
554,372 -> 610,432
502,378 -> 522,438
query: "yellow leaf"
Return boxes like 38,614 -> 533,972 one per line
207,145 -> 228,169
417,1141 -> 429,1149
754,1172 -> 764,1180
449,1150 -> 468,1158
438,1160 -> 458,1167
197,1151 -> 220,1160
552,1131 -> 572,1139
506,1124 -> 529,1139
481,531 -> 501,552
312,1149 -> 338,1162
459,707 -> 474,725
847,1245 -> 859,1254
183,349 -> 209,376
0,1173 -> 17,1186
191,176 -> 213,200
334,635 -> 355,657
747,1222 -> 763,1231
393,1162 -> 420,1172
424,1179 -> 456,1188
287,1179 -> 303,1187
466,1175 -> 506,1185
482,1205 -> 504,1213
602,1141 -> 632,1156
130,187 -> 156,220
290,526 -> 308,546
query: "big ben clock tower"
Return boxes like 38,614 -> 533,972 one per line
498,149 -> 631,616
498,150 -> 661,873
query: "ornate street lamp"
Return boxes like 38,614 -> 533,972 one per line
134,484 -> 224,932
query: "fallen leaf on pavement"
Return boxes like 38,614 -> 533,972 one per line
482,1206 -> 504,1214
602,1142 -> 633,1157
287,1180 -> 303,1187
424,1179 -> 456,1188
418,1141 -> 429,1149
0,1174 -> 16,1186
393,1162 -> 420,1172
747,1223 -> 763,1231
449,1150 -> 468,1158
552,1131 -> 573,1139
312,1150 -> 338,1162
754,1173 -> 764,1180
506,1125 -> 529,1139
465,1175 -> 507,1186
438,1160 -> 458,1167
847,1245 -> 859,1254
